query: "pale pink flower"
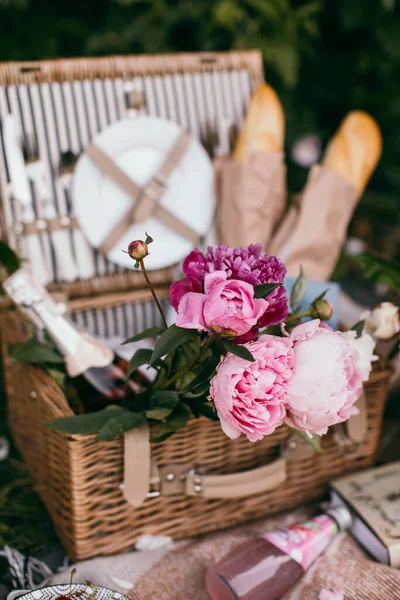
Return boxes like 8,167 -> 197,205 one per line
340,330 -> 377,381
210,335 -> 293,441
361,302 -> 400,340
176,271 -> 268,338
287,320 -> 363,435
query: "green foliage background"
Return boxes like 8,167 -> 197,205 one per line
0,0 -> 399,257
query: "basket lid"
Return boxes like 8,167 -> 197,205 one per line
0,50 -> 264,300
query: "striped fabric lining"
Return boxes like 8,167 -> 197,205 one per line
70,296 -> 170,339
0,69 -> 253,283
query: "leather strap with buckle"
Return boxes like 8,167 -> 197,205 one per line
85,131 -> 201,256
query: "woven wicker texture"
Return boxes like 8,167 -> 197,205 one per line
0,309 -> 390,561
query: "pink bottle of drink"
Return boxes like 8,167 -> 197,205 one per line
206,506 -> 352,600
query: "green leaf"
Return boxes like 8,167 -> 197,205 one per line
96,411 -> 146,441
312,289 -> 329,304
223,339 -> 255,362
145,408 -> 172,420
145,231 -> 153,245
9,339 -> 64,365
355,252 -> 400,292
145,390 -> 179,420
150,390 -> 180,408
150,324 -> 198,365
185,379 -> 211,397
150,422 -> 175,443
46,368 -> 66,390
151,403 -> 191,442
290,266 -> 307,310
295,429 -> 323,453
187,398 -> 219,421
0,241 -> 22,275
127,348 -> 153,379
182,355 -> 219,393
46,407 -> 125,435
253,282 -> 281,299
122,326 -> 166,344
351,320 -> 365,338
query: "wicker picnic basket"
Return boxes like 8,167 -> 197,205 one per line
0,51 -> 391,561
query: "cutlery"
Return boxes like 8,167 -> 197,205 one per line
3,116 -> 50,285
22,136 -> 78,282
228,122 -> 239,153
215,118 -> 233,157
201,123 -> 219,160
22,135 -> 54,281
58,150 -> 79,179
58,149 -> 96,280
124,81 -> 145,118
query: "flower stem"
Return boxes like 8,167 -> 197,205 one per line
285,309 -> 312,324
162,333 -> 216,389
140,259 -> 168,329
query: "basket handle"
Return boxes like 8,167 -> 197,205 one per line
123,426 -> 287,504
183,456 -> 287,499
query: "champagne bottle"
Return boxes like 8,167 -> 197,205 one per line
4,269 -> 147,411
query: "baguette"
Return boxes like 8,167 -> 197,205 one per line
322,110 -> 382,192
233,83 -> 285,160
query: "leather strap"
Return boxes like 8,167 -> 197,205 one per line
184,456 -> 287,498
123,423 -> 151,506
86,132 -> 201,255
123,452 -> 287,506
14,215 -> 79,236
346,389 -> 368,443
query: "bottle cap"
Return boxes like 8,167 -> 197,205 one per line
327,505 -> 353,531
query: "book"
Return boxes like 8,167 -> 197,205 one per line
331,461 -> 400,567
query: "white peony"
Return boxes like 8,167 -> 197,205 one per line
361,302 -> 400,340
340,330 -> 378,381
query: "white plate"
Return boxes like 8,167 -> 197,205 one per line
72,117 -> 215,270
7,585 -> 128,600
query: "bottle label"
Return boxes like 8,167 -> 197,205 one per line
262,515 -> 338,570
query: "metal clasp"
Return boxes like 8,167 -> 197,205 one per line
143,172 -> 168,202
119,482 -> 161,499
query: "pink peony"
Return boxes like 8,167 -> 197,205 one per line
176,271 -> 268,337
287,320 -> 363,435
170,244 -> 288,327
210,335 -> 294,441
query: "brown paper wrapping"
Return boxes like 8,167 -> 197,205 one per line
269,165 -> 359,281
216,151 -> 286,249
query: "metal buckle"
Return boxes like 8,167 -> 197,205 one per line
143,173 -> 168,202
119,482 -> 161,498
146,489 -> 161,498
186,468 -> 203,495
153,172 -> 168,188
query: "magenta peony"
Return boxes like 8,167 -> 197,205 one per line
170,244 -> 288,327
176,271 -> 268,337
210,335 -> 294,442
287,320 -> 363,435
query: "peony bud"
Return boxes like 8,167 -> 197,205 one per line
311,298 -> 334,321
127,240 -> 149,261
361,302 -> 400,340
